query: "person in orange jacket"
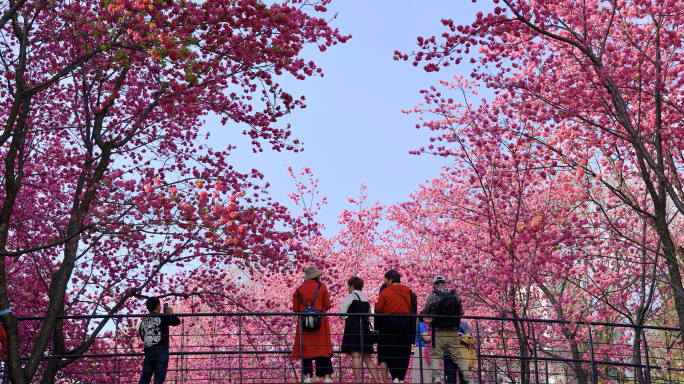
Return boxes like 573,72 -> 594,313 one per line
376,270 -> 415,383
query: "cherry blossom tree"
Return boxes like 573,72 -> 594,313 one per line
395,72 -> 674,383
397,0 -> 684,352
0,0 -> 348,382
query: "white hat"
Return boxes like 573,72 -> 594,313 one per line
303,265 -> 324,281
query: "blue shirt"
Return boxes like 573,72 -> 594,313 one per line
459,320 -> 471,336
415,321 -> 428,346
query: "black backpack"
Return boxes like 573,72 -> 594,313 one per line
297,283 -> 323,330
409,290 -> 418,329
432,289 -> 463,329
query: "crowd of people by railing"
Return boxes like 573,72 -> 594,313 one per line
291,266 -> 475,384
135,266 -> 477,384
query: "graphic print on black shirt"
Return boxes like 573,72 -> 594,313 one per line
139,316 -> 163,348
138,314 -> 180,349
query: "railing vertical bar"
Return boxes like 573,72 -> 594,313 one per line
545,360 -> 548,384
115,317 -> 120,384
180,317 -> 185,384
531,322 -> 540,384
588,323 -> 598,384
299,315 -> 304,384
494,359 -> 498,384
360,313 -> 365,384
211,314 -> 216,383
641,329 -> 651,384
418,319 -> 424,384
476,318 -> 483,384
173,316 -> 179,384
239,315 -> 244,384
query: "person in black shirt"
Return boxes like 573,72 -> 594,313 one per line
138,297 -> 181,384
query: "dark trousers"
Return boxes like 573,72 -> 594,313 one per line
444,355 -> 466,384
139,348 -> 170,384
302,356 -> 333,377
379,317 -> 413,381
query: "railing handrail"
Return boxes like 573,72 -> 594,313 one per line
15,311 -> 681,332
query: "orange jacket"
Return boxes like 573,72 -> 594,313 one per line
376,284 -> 412,314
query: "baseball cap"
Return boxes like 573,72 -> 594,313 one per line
432,275 -> 446,284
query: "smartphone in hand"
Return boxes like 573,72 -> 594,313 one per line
163,303 -> 168,313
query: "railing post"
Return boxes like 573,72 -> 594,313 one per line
338,349 -> 343,383
493,360 -> 498,384
418,317 -> 424,384
530,322 -> 540,384
476,319 -> 482,384
587,323 -> 598,384
299,315 -> 304,384
115,317 -> 120,384
545,360 -> 549,384
360,313 -> 365,384
180,317 -> 185,384
239,315 -> 244,384
211,315 -> 216,383
641,330 -> 652,384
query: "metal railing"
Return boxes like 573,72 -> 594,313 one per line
6,312 -> 684,384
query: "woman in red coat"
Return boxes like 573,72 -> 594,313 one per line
292,265 -> 334,382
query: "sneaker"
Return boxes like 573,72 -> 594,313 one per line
431,379 -> 441,383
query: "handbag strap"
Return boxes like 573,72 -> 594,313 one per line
392,285 -> 411,313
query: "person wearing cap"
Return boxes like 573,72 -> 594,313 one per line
292,265 -> 334,383
422,276 -> 473,384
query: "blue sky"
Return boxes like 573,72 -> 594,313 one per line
207,0 -> 487,235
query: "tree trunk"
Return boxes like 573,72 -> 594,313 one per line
633,331 -> 645,384
39,318 -> 65,384
653,205 -> 684,343
568,341 -> 590,384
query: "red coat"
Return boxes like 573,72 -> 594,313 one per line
0,324 -> 6,358
291,280 -> 333,358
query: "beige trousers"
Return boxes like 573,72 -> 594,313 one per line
429,331 -> 472,381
